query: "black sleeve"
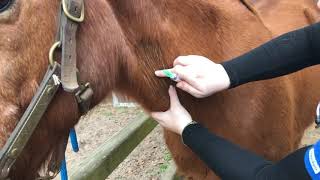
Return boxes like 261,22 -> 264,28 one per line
222,22 -> 320,88
182,123 -> 311,180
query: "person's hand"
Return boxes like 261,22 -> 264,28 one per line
155,55 -> 230,98
151,86 -> 193,135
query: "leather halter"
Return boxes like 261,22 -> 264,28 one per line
0,0 -> 93,179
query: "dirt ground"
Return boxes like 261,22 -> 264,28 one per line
60,99 -> 170,180
59,99 -> 320,180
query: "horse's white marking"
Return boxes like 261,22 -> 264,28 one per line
0,104 -> 19,147
2,104 -> 18,118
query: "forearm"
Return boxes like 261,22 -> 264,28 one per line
222,22 -> 320,88
182,123 -> 272,179
182,123 -> 311,180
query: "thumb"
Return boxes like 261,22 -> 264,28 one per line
151,112 -> 168,123
155,69 -> 173,77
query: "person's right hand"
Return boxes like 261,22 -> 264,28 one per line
155,55 -> 231,98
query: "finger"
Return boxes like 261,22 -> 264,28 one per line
155,69 -> 173,77
168,86 -> 181,107
173,56 -> 194,66
176,81 -> 203,98
171,65 -> 199,88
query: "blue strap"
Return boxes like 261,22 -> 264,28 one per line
305,140 -> 320,180
69,128 -> 79,152
60,128 -> 79,180
60,156 -> 68,180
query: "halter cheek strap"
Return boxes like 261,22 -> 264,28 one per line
0,0 -> 93,179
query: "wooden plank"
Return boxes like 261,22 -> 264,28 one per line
69,113 -> 157,180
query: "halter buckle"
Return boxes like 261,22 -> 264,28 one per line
62,0 -> 85,23
75,83 -> 93,114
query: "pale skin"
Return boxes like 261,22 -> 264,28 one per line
151,0 -> 320,136
151,56 -> 230,135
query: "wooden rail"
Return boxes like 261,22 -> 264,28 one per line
69,113 -> 157,180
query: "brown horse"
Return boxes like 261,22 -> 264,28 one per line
0,0 -> 320,179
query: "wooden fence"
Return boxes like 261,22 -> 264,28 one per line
68,113 -> 179,180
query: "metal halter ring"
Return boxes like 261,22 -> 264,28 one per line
49,41 -> 61,67
62,0 -> 85,23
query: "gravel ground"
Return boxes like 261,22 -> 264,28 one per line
301,125 -> 320,146
56,99 -> 320,180
58,99 -> 170,180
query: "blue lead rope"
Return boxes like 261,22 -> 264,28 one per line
60,157 -> 68,180
69,128 -> 79,152
60,128 -> 79,180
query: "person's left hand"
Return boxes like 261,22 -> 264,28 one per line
151,86 -> 193,135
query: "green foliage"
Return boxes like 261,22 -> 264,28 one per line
157,151 -> 172,175
164,151 -> 172,162
159,163 -> 169,173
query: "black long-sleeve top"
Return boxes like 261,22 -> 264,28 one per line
181,22 -> 320,180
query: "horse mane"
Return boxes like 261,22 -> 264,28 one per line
102,0 -> 264,111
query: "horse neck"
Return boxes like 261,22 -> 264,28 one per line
75,1 -> 132,106
77,0 -> 271,110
